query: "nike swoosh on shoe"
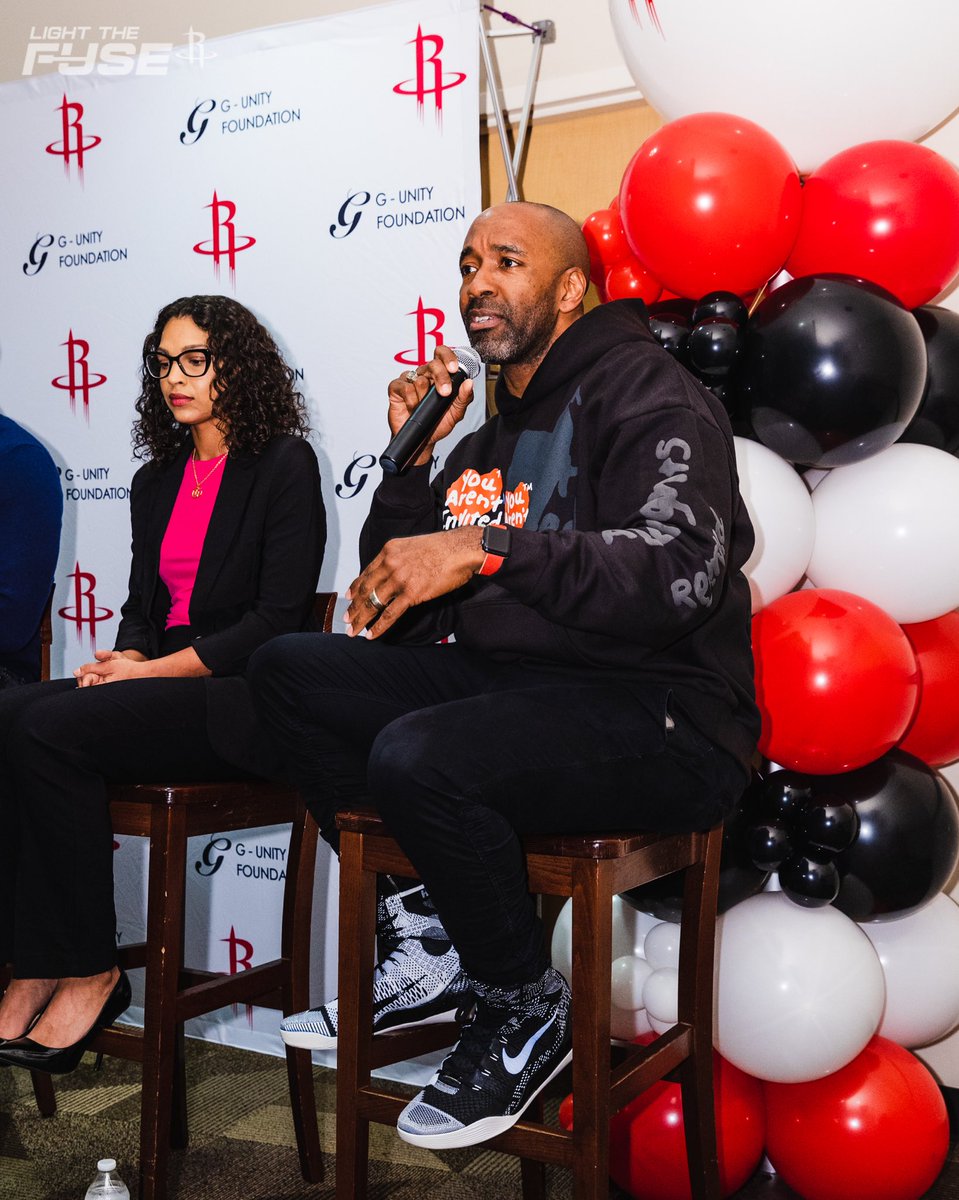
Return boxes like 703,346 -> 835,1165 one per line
500,1008 -> 558,1075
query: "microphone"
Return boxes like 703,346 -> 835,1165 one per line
380,346 -> 482,475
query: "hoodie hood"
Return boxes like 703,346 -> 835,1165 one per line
494,299 -> 655,418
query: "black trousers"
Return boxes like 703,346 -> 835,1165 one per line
0,678 -> 249,978
248,633 -> 747,987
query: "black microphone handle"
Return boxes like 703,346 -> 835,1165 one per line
379,368 -> 468,475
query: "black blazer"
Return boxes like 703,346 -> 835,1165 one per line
115,435 -> 326,773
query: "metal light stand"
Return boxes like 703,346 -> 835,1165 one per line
479,7 -> 555,201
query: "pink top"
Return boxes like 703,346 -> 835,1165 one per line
159,454 -> 226,629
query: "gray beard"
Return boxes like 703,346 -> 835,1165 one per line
465,294 -> 557,368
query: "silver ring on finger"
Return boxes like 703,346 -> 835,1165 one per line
404,368 -> 419,384
368,588 -> 386,612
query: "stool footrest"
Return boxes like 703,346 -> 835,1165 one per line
609,1023 -> 692,1110
369,1021 -> 462,1068
174,960 -> 286,1023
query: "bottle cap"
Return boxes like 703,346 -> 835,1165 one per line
97,1160 -> 117,1172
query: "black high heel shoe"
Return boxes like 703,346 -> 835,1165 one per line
0,971 -> 131,1075
0,996 -> 51,1056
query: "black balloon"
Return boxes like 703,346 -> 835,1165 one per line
779,855 -> 840,908
687,317 -> 743,379
749,823 -> 793,871
648,312 -> 691,359
754,772 -> 814,826
649,298 -> 696,322
819,751 -> 959,921
692,291 -> 749,328
621,776 -> 769,919
738,275 -> 927,467
795,799 -> 859,857
899,306 -> 959,454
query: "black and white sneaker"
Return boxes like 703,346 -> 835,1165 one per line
396,966 -> 572,1149
280,882 -> 472,1050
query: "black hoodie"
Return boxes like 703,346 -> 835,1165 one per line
361,299 -> 760,773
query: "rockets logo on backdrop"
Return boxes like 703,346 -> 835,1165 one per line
222,927 -> 255,1024
45,95 -> 101,180
52,331 -> 107,418
193,191 -> 256,286
393,26 -> 466,125
394,298 -> 446,367
58,563 -> 114,651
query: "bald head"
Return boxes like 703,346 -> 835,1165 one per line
468,202 -> 591,284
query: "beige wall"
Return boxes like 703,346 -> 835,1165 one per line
482,103 -> 662,222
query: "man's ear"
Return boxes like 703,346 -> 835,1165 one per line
558,266 -> 588,313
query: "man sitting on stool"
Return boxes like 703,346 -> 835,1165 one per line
249,201 -> 759,1150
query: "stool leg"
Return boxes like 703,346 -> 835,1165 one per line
30,1071 -> 57,1117
137,805 -> 188,1200
519,1096 -> 547,1200
283,804 -> 323,1182
677,827 -> 722,1200
570,860 -> 613,1200
335,830 -> 377,1200
170,1027 -> 189,1149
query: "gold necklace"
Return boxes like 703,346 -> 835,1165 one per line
191,451 -> 226,498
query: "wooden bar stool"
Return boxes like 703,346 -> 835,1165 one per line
11,593 -> 336,1200
334,808 -> 723,1200
88,778 -> 324,1200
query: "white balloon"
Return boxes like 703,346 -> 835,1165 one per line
550,896 -> 661,988
612,1003 -> 655,1041
808,444 -> 959,623
801,468 -> 830,493
715,892 -> 885,1082
611,953 -> 654,1011
649,1015 -> 676,1036
643,920 -> 681,970
643,966 -> 679,1027
862,893 -> 959,1048
734,437 -> 816,612
608,0 -> 959,173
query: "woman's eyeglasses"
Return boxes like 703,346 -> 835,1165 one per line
144,349 -> 213,379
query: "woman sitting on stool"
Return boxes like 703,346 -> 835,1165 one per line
0,294 -> 326,1073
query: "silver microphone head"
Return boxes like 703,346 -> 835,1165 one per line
452,345 -> 482,380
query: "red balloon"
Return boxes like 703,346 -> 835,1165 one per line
582,207 -> 633,285
605,258 -> 662,304
560,1051 -> 765,1200
899,611 -> 959,767
752,588 -> 919,774
765,1037 -> 948,1200
786,140 -> 959,310
619,112 -> 802,300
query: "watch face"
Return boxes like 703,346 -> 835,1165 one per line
482,524 -> 511,557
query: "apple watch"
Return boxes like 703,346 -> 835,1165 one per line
478,523 -> 511,576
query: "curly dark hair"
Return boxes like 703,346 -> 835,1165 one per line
132,295 -> 310,462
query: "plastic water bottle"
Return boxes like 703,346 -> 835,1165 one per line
84,1159 -> 130,1199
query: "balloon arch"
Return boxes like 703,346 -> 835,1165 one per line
560,4 -> 959,1197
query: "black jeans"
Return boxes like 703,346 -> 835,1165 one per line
248,634 -> 746,988
0,678 -> 249,978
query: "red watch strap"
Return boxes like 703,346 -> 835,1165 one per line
478,550 -> 505,576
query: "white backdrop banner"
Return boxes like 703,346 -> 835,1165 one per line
0,0 -> 481,1056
